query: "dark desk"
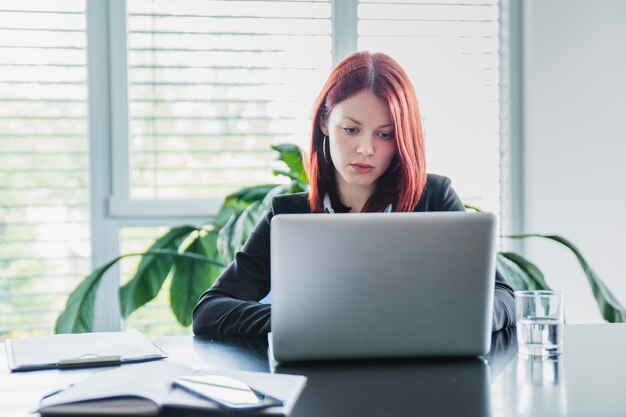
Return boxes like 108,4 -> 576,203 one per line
2,324 -> 626,416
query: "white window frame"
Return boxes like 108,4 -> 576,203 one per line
332,0 -> 357,63
499,0 -> 524,252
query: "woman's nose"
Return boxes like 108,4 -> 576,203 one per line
356,135 -> 375,156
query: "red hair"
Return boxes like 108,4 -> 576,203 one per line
307,51 -> 427,213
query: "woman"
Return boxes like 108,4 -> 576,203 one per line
193,51 -> 516,337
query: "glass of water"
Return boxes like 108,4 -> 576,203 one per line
515,291 -> 564,357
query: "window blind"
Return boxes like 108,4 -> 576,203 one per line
0,1 -> 90,340
126,0 -> 332,200
358,0 -> 501,215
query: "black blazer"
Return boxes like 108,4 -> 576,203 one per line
192,174 -> 516,337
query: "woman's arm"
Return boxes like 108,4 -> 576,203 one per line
192,210 -> 273,338
493,270 -> 516,331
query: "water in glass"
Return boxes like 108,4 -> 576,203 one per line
518,317 -> 563,357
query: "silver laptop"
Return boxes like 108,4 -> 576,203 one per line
270,212 -> 496,362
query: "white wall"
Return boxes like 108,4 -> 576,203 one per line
522,0 -> 626,322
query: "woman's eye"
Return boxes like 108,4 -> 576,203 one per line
343,127 -> 358,135
379,132 -> 394,140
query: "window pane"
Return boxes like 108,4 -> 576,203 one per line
0,0 -> 89,341
358,1 -> 501,215
126,0 -> 332,200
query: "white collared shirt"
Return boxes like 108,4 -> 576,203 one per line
323,193 -> 393,213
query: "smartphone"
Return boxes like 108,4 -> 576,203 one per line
172,374 -> 284,411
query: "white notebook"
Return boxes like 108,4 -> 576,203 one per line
37,361 -> 307,416
6,329 -> 167,372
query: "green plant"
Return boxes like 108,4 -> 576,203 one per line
56,144 -> 626,333
497,235 -> 626,322
55,144 -> 308,333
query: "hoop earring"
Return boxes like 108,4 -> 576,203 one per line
322,135 -> 331,164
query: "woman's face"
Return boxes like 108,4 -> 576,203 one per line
321,89 -> 397,197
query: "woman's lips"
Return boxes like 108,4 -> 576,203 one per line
350,163 -> 374,173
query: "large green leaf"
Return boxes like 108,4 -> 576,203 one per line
119,225 -> 196,319
273,168 -> 305,185
262,184 -> 290,206
217,200 -> 265,264
232,200 -> 266,247
55,249 -> 224,333
170,233 -> 222,326
216,212 -> 239,264
271,143 -> 308,184
463,203 -> 482,212
55,256 -> 122,333
218,183 -> 291,263
499,251 -> 551,291
212,204 -> 238,231
213,184 -> 280,229
226,184 -> 280,205
509,234 -> 626,323
496,253 -> 533,291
